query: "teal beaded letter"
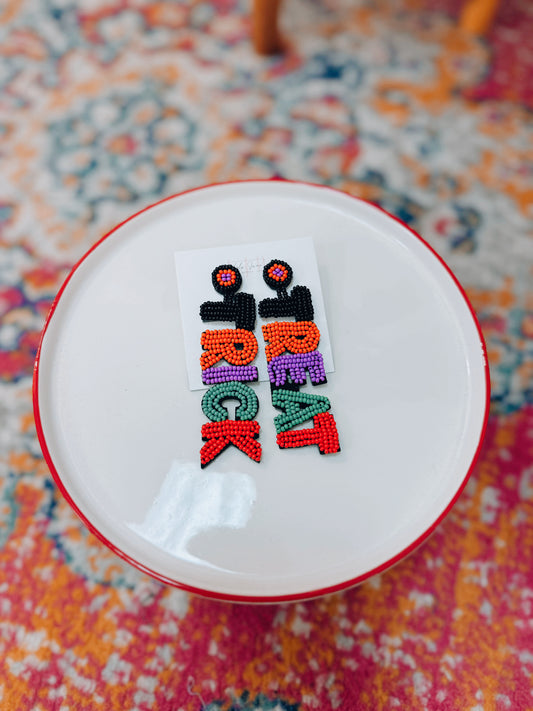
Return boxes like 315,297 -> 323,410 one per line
271,389 -> 331,433
202,381 -> 259,422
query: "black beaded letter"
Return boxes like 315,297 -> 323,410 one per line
258,259 -> 314,322
200,264 -> 256,331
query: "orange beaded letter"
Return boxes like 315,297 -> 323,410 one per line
201,329 -> 258,369
262,321 -> 321,362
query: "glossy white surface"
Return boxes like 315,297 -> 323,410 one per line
36,181 -> 488,599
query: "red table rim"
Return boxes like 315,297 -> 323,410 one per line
32,179 -> 491,604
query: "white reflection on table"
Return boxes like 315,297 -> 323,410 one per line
129,460 -> 256,569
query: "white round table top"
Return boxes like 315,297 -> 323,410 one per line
34,181 -> 489,602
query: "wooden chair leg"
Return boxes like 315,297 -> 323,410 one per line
459,0 -> 500,34
252,0 -> 283,55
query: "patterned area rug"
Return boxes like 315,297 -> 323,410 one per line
1,0 -> 532,708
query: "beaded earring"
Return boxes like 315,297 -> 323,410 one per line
258,259 -> 314,322
200,264 -> 256,331
199,264 -> 261,467
259,257 -> 341,456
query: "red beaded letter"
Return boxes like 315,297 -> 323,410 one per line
200,420 -> 262,467
276,412 -> 340,454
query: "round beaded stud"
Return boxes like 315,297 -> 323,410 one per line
212,264 -> 242,296
262,259 -> 293,292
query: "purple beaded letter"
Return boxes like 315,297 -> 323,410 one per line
268,351 -> 326,387
202,365 -> 259,386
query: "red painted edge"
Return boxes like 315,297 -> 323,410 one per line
32,179 -> 491,604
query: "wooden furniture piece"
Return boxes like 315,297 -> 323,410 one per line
252,0 -> 283,55
459,0 -> 500,34
251,0 -> 501,55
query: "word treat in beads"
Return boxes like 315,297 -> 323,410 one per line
199,265 -> 261,468
259,259 -> 340,455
